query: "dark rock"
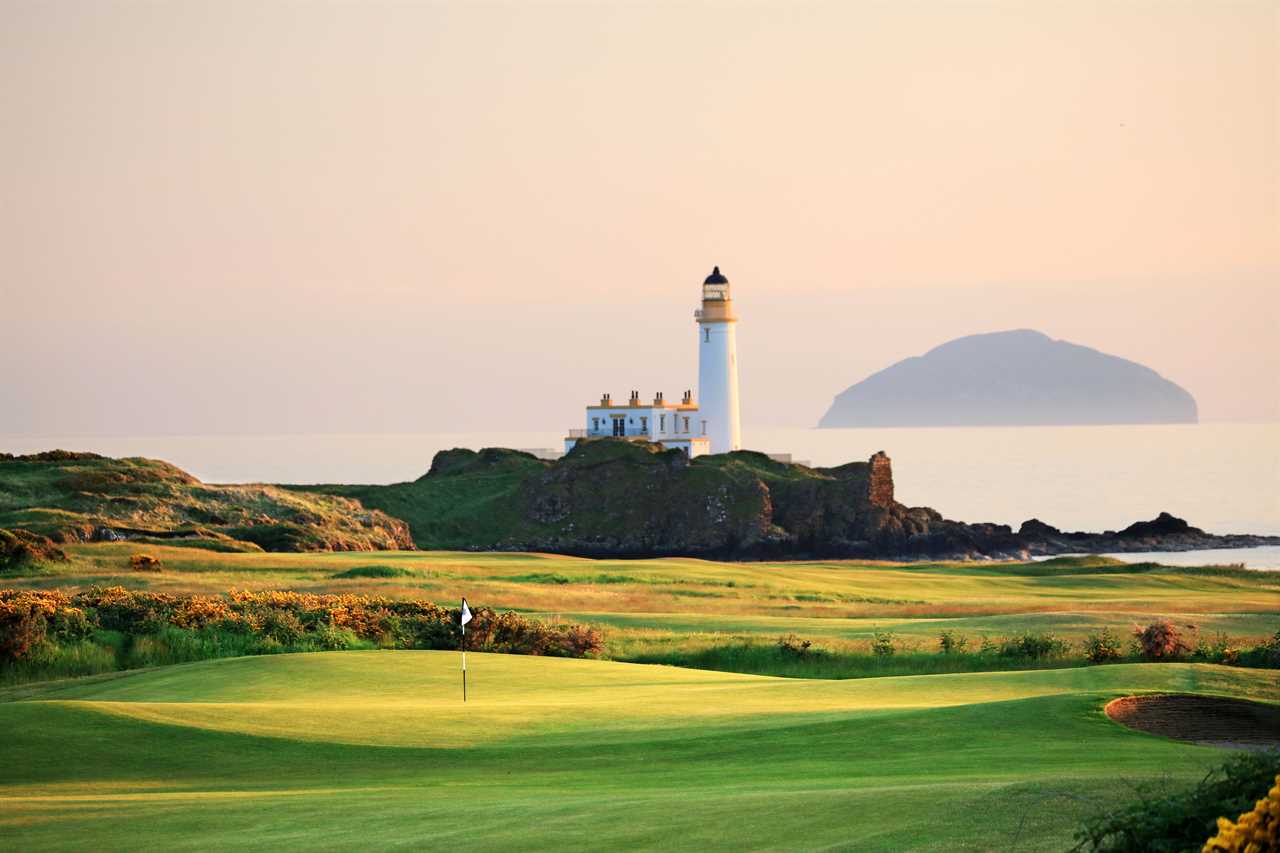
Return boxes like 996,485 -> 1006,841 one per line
350,440 -> 1280,561
1119,512 -> 1203,538
424,447 -> 545,479
1019,519 -> 1062,538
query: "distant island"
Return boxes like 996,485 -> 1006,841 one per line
818,329 -> 1198,428
5,442 -> 1275,563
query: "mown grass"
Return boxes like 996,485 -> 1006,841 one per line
2,543 -> 1278,850
1,653 -> 1277,851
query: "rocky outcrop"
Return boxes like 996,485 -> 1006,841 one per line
1010,511 -> 1277,558
9,443 -> 1273,561
333,439 -> 1278,560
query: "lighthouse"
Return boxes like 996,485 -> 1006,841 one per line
696,266 -> 742,454
561,265 -> 742,459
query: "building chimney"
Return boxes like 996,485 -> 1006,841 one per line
601,393 -> 611,406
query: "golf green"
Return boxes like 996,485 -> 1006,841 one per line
2,652 -> 1273,851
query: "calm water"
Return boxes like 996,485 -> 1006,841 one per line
1100,546 -> 1280,571
4,422 -> 1277,542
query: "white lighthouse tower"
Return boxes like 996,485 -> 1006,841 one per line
561,265 -> 743,459
695,266 -> 742,454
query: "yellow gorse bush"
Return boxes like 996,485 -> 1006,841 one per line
1204,774 -> 1280,853
1,586 -> 603,661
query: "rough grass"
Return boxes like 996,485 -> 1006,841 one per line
0,454 -> 412,552
308,458 -> 545,551
4,546 -> 1276,660
629,643 -> 1095,679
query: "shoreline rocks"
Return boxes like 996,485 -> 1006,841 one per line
327,439 -> 1279,561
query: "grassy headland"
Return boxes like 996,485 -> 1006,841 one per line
0,450 -> 412,551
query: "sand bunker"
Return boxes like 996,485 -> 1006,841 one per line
1106,694 -> 1280,750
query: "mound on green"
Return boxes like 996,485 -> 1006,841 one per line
331,565 -> 416,579
2,652 -> 1276,851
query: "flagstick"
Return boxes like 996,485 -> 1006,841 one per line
459,597 -> 472,703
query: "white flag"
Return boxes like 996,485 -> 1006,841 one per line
460,598 -> 472,627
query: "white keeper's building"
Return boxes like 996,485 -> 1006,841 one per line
564,266 -> 743,459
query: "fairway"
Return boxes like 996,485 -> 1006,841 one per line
2,652 -> 1276,851
18,544 -> 1280,653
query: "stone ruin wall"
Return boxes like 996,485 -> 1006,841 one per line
868,451 -> 894,507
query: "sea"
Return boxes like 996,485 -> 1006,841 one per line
4,422 -> 1278,568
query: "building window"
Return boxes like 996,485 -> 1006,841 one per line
704,328 -> 710,343
701,420 -> 707,435
683,416 -> 689,433
640,416 -> 648,433
612,417 -> 625,437
592,417 -> 600,433
659,414 -> 665,432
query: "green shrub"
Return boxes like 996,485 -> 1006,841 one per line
937,630 -> 968,655
871,631 -> 896,657
1,639 -> 117,682
261,610 -> 306,646
1238,630 -> 1280,669
124,625 -> 264,667
999,632 -> 1066,660
0,603 -> 46,662
1073,749 -> 1280,853
374,614 -> 413,649
777,633 -> 813,659
0,587 -> 603,684
1083,628 -> 1124,664
311,625 -> 364,651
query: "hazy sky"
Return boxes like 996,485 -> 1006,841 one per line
3,0 -> 1276,436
